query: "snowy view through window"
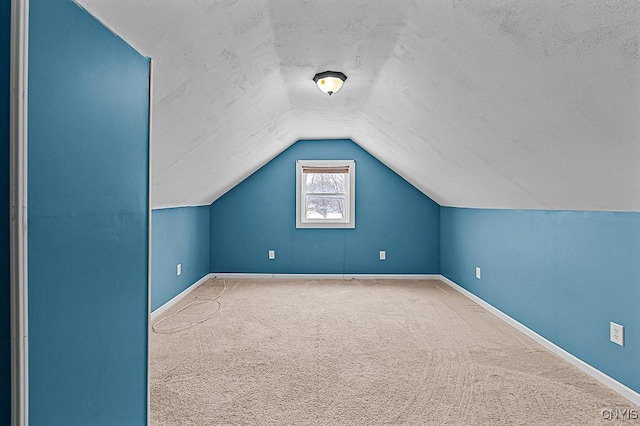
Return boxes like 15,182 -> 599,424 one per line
304,172 -> 346,219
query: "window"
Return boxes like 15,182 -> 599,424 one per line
296,160 -> 355,228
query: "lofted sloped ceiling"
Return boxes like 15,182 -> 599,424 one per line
76,0 -> 640,211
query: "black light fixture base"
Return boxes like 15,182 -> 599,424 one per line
312,71 -> 348,83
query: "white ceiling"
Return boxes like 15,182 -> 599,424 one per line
77,0 -> 640,211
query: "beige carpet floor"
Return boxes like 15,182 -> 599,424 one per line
150,279 -> 637,425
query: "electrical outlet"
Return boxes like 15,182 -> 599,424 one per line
177,263 -> 182,276
379,250 -> 386,260
475,266 -> 481,279
610,322 -> 624,346
268,250 -> 276,260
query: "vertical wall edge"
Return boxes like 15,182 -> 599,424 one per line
146,57 -> 153,426
9,0 -> 29,424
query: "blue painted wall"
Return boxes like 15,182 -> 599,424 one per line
441,207 -> 640,394
1,0 -> 11,422
28,1 -> 149,424
210,139 -> 440,274
152,207 -> 210,311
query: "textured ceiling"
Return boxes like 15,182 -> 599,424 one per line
77,0 -> 640,211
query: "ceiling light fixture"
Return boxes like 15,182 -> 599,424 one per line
313,71 -> 347,96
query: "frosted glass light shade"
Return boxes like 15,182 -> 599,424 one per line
313,71 -> 347,96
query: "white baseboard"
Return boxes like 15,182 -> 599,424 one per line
151,273 -> 213,319
438,275 -> 640,407
211,273 -> 440,280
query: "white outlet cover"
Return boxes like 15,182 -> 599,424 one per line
475,267 -> 481,279
177,263 -> 182,276
610,322 -> 624,346
379,250 -> 386,260
268,250 -> 275,260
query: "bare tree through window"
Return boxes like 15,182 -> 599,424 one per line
305,172 -> 346,219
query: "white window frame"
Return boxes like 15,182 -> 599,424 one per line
296,160 -> 356,229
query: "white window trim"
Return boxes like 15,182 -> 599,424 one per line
296,160 -> 355,229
